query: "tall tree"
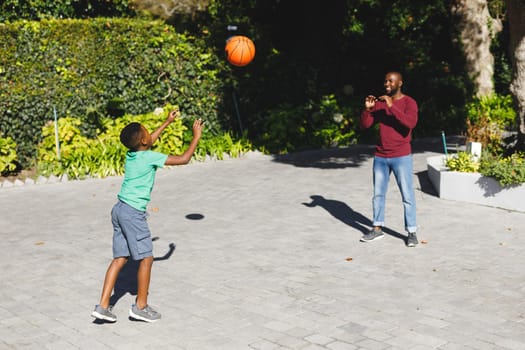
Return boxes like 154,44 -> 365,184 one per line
451,0 -> 503,97
506,0 -> 525,150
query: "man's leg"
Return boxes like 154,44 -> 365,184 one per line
392,154 -> 418,247
372,156 -> 390,228
361,156 -> 390,242
391,154 -> 417,233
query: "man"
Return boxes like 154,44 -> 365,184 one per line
360,71 -> 419,247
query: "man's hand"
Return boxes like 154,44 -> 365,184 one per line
365,95 -> 376,111
378,95 -> 393,108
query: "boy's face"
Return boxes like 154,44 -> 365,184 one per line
140,125 -> 153,149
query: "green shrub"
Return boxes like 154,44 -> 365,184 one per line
480,153 -> 525,186
256,94 -> 358,154
446,151 -> 525,186
0,0 -> 134,21
0,18 -> 227,167
466,94 -> 515,128
445,151 -> 480,173
465,94 -> 516,154
37,106 -> 252,179
0,136 -> 18,174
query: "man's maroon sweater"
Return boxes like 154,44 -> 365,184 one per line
360,95 -> 418,158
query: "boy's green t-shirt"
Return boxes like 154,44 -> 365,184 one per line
118,150 -> 168,211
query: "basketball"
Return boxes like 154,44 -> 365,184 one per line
225,35 -> 255,67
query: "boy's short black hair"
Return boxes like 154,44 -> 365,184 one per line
120,122 -> 143,151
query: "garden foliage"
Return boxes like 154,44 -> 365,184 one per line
0,136 -> 18,174
465,94 -> 516,154
0,18 -> 227,166
37,106 -> 252,179
446,150 -> 525,186
0,0 -> 133,21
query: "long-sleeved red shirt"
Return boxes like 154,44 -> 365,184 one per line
360,95 -> 418,158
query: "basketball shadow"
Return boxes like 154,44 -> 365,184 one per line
302,195 -> 405,241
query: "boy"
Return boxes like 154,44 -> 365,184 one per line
92,109 -> 204,322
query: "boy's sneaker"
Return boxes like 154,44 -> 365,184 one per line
91,305 -> 117,322
129,304 -> 161,323
360,228 -> 384,242
407,232 -> 418,247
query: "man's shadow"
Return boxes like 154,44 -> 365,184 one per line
94,243 -> 176,319
302,195 -> 405,240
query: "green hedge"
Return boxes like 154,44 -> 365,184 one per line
0,0 -> 133,21
37,105 -> 253,179
0,18 -> 229,167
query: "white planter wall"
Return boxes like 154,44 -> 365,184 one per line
427,155 -> 525,212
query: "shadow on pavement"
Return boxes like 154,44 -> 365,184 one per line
416,170 -> 438,196
271,136 -> 464,169
273,145 -> 374,169
302,195 -> 405,241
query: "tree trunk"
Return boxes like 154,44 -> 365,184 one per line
506,0 -> 525,151
451,0 -> 502,97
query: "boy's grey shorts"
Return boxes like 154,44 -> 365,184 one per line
111,200 -> 153,260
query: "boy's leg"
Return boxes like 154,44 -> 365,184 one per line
136,256 -> 153,309
129,256 -> 161,322
92,256 -> 128,321
99,257 -> 129,308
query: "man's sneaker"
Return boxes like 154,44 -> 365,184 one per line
91,305 -> 117,322
360,228 -> 384,242
407,232 -> 418,247
129,304 -> 161,323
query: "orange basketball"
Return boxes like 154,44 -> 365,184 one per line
225,35 -> 255,67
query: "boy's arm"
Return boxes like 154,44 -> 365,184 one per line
151,109 -> 180,144
165,119 -> 204,166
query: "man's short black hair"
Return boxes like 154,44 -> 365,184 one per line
120,122 -> 142,151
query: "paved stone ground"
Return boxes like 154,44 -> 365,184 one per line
1,138 -> 524,349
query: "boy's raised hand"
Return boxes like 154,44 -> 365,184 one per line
192,119 -> 204,139
167,109 -> 180,123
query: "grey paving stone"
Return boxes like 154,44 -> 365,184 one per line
1,140 -> 524,349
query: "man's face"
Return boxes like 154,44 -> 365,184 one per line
384,73 -> 402,96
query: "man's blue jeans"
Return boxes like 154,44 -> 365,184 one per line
372,154 -> 417,233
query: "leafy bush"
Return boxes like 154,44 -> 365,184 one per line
37,106 -> 252,179
0,136 -> 18,174
446,151 -> 525,186
466,94 -> 516,127
37,117 -> 126,178
256,95 -> 358,154
0,18 -> 227,167
446,151 -> 480,173
0,0 -> 134,21
465,94 -> 516,154
480,153 -> 525,186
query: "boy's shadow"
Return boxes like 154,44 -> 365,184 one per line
302,195 -> 405,240
108,243 -> 176,308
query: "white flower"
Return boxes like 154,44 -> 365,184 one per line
333,113 -> 344,123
